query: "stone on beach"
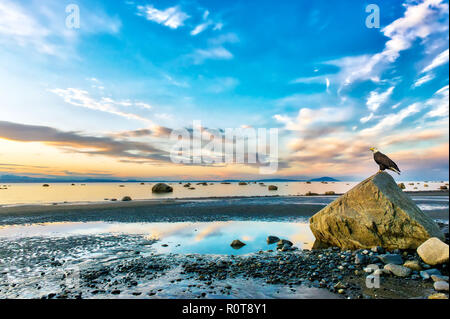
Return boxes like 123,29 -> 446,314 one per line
417,237 -> 449,266
276,239 -> 293,248
268,185 -> 278,191
377,254 -> 403,265
384,264 -> 412,277
428,293 -> 448,299
122,196 -> 132,201
433,281 -> 449,292
152,183 -> 173,193
431,275 -> 449,282
420,269 -> 442,280
403,260 -> 422,271
309,172 -> 444,250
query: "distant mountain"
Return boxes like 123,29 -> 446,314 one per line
0,174 -> 340,183
308,177 -> 340,182
0,175 -> 143,183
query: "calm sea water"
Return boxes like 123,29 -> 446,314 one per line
0,220 -> 316,254
0,181 -> 448,206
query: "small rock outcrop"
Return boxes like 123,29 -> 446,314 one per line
309,172 -> 444,250
268,185 -> 278,191
230,239 -> 246,248
417,237 -> 449,265
152,183 -> 173,193
267,236 -> 280,244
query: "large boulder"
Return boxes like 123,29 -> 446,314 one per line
309,172 -> 444,250
417,237 -> 449,266
152,183 -> 173,193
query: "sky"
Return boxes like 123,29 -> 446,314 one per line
0,0 -> 448,181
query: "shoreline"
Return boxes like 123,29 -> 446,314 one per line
1,190 -> 447,212
0,192 -> 448,226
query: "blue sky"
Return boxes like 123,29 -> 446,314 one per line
0,0 -> 448,181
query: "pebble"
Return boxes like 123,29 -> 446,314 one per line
431,275 -> 449,282
403,260 -> 422,271
384,264 -> 411,277
420,269 -> 442,280
434,281 -> 449,292
428,293 -> 448,299
378,254 -> 403,265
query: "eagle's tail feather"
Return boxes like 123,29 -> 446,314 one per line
389,167 -> 401,175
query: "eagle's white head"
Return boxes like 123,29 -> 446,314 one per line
369,147 -> 379,153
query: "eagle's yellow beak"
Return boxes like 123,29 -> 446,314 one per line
369,147 -> 374,151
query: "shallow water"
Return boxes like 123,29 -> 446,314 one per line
0,180 -> 448,205
0,220 -> 315,254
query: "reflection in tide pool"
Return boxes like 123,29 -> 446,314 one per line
0,221 -> 315,255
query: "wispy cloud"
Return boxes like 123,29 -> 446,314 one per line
366,86 -> 395,112
328,0 -> 448,86
421,48 -> 449,73
425,85 -> 449,118
360,103 -> 422,136
49,88 -> 154,124
191,47 -> 233,64
413,73 -> 435,88
0,120 -> 170,163
0,0 -> 121,57
137,4 -> 189,29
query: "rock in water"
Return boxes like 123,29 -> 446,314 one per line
152,183 -> 173,193
230,239 -> 246,249
417,237 -> 449,266
309,172 -> 444,250
267,236 -> 280,244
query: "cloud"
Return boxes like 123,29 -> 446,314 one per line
191,47 -> 233,64
190,10 -> 214,36
0,0 -> 53,54
421,48 -> 449,73
360,103 -> 422,136
412,73 -> 435,87
360,113 -> 374,124
207,77 -> 239,93
366,86 -> 395,112
188,33 -> 238,64
50,88 -> 154,124
381,129 -> 446,146
328,0 -> 448,86
425,85 -> 449,118
137,4 -> 189,29
0,120 -> 170,163
274,106 -> 352,132
0,0 -> 121,56
191,22 -> 212,36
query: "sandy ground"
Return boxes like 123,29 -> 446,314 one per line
0,192 -> 448,225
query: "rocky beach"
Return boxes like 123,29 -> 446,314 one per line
0,174 -> 448,299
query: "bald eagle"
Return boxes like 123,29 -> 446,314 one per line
370,147 -> 401,175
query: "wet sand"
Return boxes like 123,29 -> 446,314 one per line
0,193 -> 447,299
0,192 -> 447,226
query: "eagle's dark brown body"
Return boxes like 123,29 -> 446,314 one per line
374,151 -> 401,174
